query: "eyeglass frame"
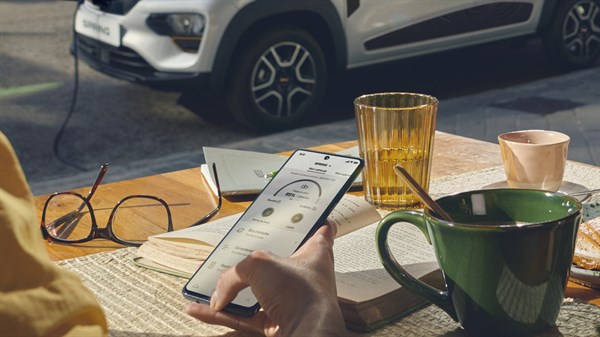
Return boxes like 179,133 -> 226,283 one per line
40,163 -> 174,247
40,162 -> 223,246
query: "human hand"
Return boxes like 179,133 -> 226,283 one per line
186,222 -> 346,336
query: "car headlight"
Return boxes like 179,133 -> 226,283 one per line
166,14 -> 204,36
146,13 -> 205,52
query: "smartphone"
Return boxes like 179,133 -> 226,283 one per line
182,149 -> 363,316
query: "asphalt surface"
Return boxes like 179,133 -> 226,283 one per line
0,0 -> 259,187
29,67 -> 600,196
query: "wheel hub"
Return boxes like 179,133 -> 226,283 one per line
250,42 -> 316,119
563,1 -> 600,60
278,75 -> 290,85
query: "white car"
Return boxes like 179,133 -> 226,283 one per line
74,0 -> 600,131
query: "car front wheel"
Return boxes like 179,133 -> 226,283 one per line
226,25 -> 327,132
543,0 -> 600,68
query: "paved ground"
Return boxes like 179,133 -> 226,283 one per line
30,67 -> 600,196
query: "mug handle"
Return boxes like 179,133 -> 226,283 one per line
376,210 -> 458,321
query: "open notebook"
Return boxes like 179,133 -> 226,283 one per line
200,146 -> 363,196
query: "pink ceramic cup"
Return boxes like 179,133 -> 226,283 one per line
498,130 -> 570,192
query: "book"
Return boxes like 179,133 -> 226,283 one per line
135,194 -> 379,277
135,194 -> 442,331
201,147 -> 287,196
201,146 -> 362,196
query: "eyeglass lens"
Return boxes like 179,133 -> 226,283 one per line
44,193 -> 93,241
111,197 -> 171,244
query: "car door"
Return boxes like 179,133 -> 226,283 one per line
345,0 -> 543,68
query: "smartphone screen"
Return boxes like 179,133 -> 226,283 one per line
182,149 -> 363,315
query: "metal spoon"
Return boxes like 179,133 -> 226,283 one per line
569,188 -> 600,197
394,164 -> 454,222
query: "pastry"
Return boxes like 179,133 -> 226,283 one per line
573,216 -> 600,270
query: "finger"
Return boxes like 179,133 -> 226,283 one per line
317,222 -> 336,245
294,224 -> 334,257
213,250 -> 277,310
324,217 -> 339,238
210,266 -> 248,311
186,303 -> 275,336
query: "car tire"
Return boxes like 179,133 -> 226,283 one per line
543,0 -> 600,68
226,25 -> 327,132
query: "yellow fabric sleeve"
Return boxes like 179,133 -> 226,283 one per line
0,132 -> 107,336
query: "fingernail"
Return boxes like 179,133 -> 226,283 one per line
209,290 -> 218,310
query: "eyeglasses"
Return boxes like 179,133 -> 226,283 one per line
40,164 -> 174,246
40,163 -> 222,246
40,163 -> 173,247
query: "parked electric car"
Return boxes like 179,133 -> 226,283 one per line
74,0 -> 600,131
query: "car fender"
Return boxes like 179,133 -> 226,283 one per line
536,0 -> 559,34
209,0 -> 347,92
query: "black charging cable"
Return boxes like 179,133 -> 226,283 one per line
53,0 -> 86,171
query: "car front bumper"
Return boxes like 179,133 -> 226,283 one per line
75,33 -> 210,89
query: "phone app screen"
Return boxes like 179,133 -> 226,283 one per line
185,150 -> 361,307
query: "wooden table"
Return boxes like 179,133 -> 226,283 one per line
35,131 -> 599,305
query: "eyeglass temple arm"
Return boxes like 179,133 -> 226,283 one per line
189,163 -> 222,227
86,163 -> 109,200
49,211 -> 85,239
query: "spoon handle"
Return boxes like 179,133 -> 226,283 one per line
570,188 -> 600,197
394,164 -> 454,222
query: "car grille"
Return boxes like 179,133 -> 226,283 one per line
76,34 -> 156,78
86,0 -> 140,15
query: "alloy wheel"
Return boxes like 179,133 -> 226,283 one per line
562,1 -> 600,63
250,42 -> 317,119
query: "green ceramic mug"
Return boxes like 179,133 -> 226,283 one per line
376,188 -> 581,336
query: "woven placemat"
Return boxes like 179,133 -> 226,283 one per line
359,299 -> 600,337
59,248 -> 240,337
58,248 -> 600,337
428,163 -> 599,202
58,164 -> 600,337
